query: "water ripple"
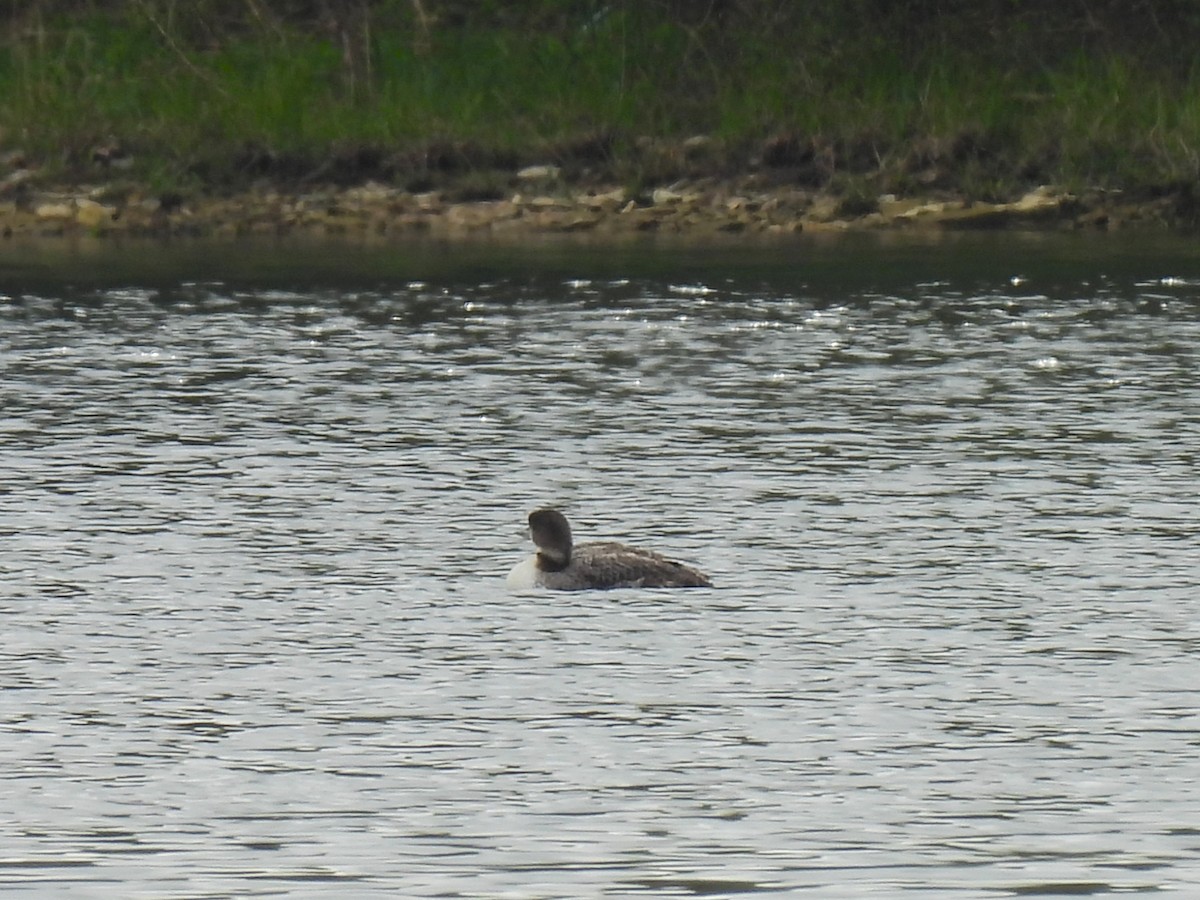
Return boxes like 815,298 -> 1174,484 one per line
1,245 -> 1199,895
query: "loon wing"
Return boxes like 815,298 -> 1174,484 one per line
572,542 -> 712,589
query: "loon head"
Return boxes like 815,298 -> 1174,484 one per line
528,508 -> 572,571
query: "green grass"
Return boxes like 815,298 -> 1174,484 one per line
2,7 -> 1200,200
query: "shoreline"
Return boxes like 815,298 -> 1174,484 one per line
7,6 -> 1200,249
2,173 -> 1186,243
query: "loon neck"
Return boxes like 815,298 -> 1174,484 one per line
536,549 -> 570,572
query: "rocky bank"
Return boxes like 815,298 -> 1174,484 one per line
0,163 -> 1183,241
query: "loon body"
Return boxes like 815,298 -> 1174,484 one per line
506,508 -> 712,591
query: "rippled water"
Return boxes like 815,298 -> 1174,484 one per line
2,235 -> 1199,897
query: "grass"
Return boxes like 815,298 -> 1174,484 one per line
2,6 -> 1200,203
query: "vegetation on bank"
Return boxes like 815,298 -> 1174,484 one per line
3,1 -> 1200,218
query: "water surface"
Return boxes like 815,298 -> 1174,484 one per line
2,233 -> 1199,896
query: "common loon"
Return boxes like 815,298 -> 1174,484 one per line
506,508 -> 712,591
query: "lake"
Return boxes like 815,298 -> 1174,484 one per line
2,232 -> 1199,897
